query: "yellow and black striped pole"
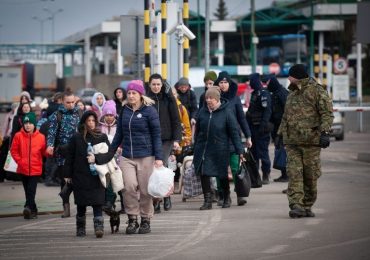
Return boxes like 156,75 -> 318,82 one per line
314,52 -> 329,86
161,0 -> 167,80
144,0 -> 151,84
183,0 -> 189,78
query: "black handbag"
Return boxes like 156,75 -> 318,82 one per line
234,162 -> 251,197
244,149 -> 262,188
59,182 -> 73,201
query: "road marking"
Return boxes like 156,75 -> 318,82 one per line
290,230 -> 310,239
305,218 -> 322,225
262,245 -> 289,254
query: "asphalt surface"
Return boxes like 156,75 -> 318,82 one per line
0,133 -> 369,260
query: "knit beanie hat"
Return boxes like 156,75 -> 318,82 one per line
102,100 -> 117,117
288,64 -> 308,80
177,77 -> 190,86
214,71 -> 231,86
127,80 -> 145,95
204,71 -> 217,82
23,112 -> 37,126
205,87 -> 221,102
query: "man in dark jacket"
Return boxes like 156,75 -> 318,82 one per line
175,77 -> 198,125
214,71 -> 252,206
267,75 -> 289,182
246,73 -> 272,185
147,73 -> 182,212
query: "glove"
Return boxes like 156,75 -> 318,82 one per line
319,132 -> 330,149
87,153 -> 95,163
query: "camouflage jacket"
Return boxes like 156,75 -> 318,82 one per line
278,78 -> 333,146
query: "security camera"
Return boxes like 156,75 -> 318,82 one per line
179,24 -> 196,40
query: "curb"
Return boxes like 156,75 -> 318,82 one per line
0,210 -> 63,218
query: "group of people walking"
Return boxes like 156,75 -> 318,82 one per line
0,63 -> 333,238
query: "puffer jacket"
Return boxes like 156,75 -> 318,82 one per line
11,128 -> 46,176
111,103 -> 163,160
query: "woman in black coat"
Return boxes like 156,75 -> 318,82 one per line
193,88 -> 244,210
64,110 -> 115,238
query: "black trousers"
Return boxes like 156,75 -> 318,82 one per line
21,175 -> 39,211
201,175 -> 229,194
77,205 -> 103,218
56,165 -> 70,204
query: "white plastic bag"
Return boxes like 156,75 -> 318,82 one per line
4,151 -> 17,173
148,166 -> 175,198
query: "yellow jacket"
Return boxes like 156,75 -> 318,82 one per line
175,98 -> 192,148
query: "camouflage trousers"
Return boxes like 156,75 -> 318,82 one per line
286,145 -> 321,210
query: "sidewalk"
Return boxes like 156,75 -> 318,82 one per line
0,180 -> 65,217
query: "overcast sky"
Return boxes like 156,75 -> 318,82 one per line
0,0 -> 275,43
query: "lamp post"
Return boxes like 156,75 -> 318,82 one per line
32,16 -> 51,43
0,24 -> 2,43
43,7 -> 63,42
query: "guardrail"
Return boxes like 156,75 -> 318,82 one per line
333,106 -> 370,132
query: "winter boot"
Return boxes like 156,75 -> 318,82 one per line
216,191 -> 224,206
210,189 -> 218,203
118,191 -> 125,214
289,206 -> 306,219
126,216 -> 139,235
30,208 -> 38,219
222,191 -> 232,208
138,217 -> 151,234
154,200 -> 161,214
262,173 -> 270,185
237,197 -> 247,206
199,192 -> 212,210
76,215 -> 86,237
61,203 -> 70,218
93,216 -> 104,238
23,206 -> 31,220
163,197 -> 172,211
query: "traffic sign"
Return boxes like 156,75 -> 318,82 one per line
334,58 -> 348,74
269,63 -> 280,74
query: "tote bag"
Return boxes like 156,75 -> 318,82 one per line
3,151 -> 17,173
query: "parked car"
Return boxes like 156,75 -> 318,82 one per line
76,88 -> 98,105
331,111 -> 345,141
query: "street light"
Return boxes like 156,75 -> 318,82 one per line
43,7 -> 63,42
32,16 -> 51,43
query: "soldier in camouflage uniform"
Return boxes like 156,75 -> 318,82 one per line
277,64 -> 333,218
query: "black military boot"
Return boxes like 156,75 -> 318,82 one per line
262,172 -> 270,185
30,208 -> 38,219
222,191 -> 232,208
199,193 -> 212,210
126,215 -> 139,234
138,217 -> 151,234
305,209 -> 315,217
93,216 -> 104,238
76,215 -> 86,237
163,196 -> 172,211
216,191 -> 224,206
61,203 -> 70,218
289,206 -> 306,218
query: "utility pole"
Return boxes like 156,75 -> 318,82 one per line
250,0 -> 257,73
43,7 -> 63,42
32,16 -> 51,43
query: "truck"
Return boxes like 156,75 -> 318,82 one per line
0,62 -> 57,111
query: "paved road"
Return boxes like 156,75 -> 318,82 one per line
0,133 -> 369,259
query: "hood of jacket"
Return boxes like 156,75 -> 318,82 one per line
220,80 -> 238,100
267,76 -> 282,93
249,73 -> 263,91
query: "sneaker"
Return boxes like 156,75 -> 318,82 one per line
23,207 -> 31,219
289,207 -> 306,218
305,209 -> 315,217
138,218 -> 151,234
126,218 -> 139,234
